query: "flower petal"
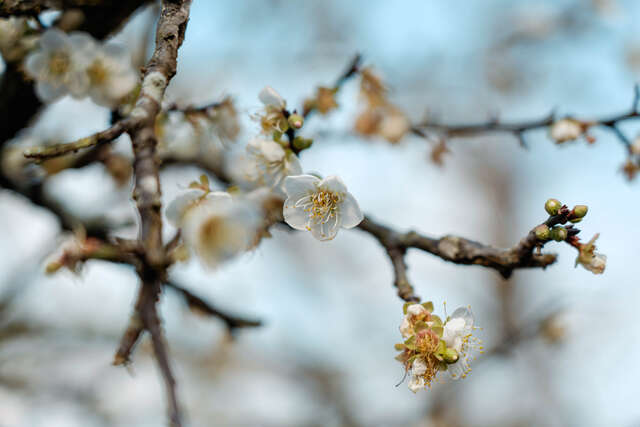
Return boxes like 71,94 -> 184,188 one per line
258,86 -> 285,108
283,203 -> 309,231
40,28 -> 67,51
283,174 -> 319,199
339,192 -> 363,228
309,215 -> 340,241
35,81 -> 66,102
24,52 -> 46,78
319,175 -> 347,194
165,189 -> 205,226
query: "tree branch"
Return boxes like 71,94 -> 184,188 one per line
165,281 -> 262,333
357,215 -> 559,301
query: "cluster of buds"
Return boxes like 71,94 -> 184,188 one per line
534,198 -> 606,274
354,68 -> 411,144
549,118 -> 593,144
534,199 -> 588,242
395,302 -> 482,392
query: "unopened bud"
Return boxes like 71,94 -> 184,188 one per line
545,198 -> 562,216
572,205 -> 588,218
287,113 -> 304,129
534,224 -> 551,240
292,136 -> 313,151
550,226 -> 568,242
45,260 -> 63,275
442,347 -> 459,364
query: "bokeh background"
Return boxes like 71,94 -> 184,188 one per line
1,0 -> 640,426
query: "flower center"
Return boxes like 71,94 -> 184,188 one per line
310,190 -> 340,222
87,60 -> 108,85
48,52 -> 70,76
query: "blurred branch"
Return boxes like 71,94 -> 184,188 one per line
413,84 -> 640,152
23,121 -> 128,160
165,281 -> 262,333
302,53 -> 362,118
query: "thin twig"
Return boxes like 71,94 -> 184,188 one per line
165,281 -> 262,333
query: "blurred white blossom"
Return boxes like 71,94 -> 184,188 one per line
245,138 -> 302,190
25,29 -> 94,101
283,175 -> 363,241
85,43 -> 138,107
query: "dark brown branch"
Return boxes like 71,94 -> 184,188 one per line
138,279 -> 181,427
165,281 -> 262,333
357,215 -> 559,301
109,2 -> 192,425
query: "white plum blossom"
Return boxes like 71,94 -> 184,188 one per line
442,307 -> 481,379
166,189 -> 261,268
245,138 -> 302,190
255,86 -> 288,133
85,43 -> 138,107
283,175 -> 363,241
25,28 -> 94,101
407,358 -> 428,393
165,187 -> 213,227
182,193 -> 261,268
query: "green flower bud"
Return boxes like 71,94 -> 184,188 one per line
287,113 -> 304,129
572,205 -> 588,218
442,347 -> 459,364
292,136 -> 313,151
45,260 -> 63,275
550,226 -> 568,242
545,198 -> 562,216
534,224 -> 551,240
569,217 -> 583,224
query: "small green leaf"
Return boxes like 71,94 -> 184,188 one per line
422,301 -> 434,313
394,343 -> 405,351
430,315 -> 443,327
404,336 -> 417,350
432,326 -> 443,337
414,321 -> 428,333
199,174 -> 209,188
403,302 -> 414,315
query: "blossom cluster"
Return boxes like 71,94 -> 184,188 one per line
167,86 -> 364,268
354,68 -> 411,143
395,302 -> 482,392
24,28 -> 138,107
